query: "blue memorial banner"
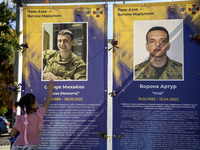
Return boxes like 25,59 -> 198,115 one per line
113,1 -> 200,149
22,5 -> 107,150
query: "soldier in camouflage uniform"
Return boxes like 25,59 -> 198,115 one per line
135,57 -> 182,79
43,29 -> 86,80
134,26 -> 182,80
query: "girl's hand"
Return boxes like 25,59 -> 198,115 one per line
43,80 -> 55,111
47,80 -> 55,91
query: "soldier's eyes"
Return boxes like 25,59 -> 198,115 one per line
161,40 -> 167,43
58,40 -> 68,43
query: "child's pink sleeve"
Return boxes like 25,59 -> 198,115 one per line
13,116 -> 22,132
37,107 -> 46,130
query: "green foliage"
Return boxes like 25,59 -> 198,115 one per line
0,25 -> 21,65
0,1 -> 17,65
0,107 -> 8,116
0,1 -> 16,26
0,61 -> 14,110
0,32 -> 15,65
0,1 -> 17,110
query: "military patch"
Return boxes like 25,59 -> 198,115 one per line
74,8 -> 83,18
180,5 -> 186,13
188,4 -> 199,14
86,8 -> 91,17
167,5 -> 178,16
93,8 -> 103,17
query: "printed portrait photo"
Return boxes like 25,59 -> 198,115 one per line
42,22 -> 88,81
133,19 -> 184,81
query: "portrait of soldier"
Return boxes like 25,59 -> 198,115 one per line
134,26 -> 182,80
43,29 -> 86,80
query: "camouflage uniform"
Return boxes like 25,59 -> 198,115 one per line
43,50 -> 86,80
134,57 -> 182,80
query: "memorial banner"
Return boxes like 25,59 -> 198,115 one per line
23,4 -> 107,150
113,1 -> 200,149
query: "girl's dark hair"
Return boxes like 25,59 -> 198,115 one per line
14,93 -> 36,114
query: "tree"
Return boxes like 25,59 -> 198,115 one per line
0,1 -> 17,115
0,1 -> 16,65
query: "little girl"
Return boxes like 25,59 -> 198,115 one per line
11,80 -> 55,150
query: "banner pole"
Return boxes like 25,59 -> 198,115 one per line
12,0 -> 22,127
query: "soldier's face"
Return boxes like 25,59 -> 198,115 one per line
146,30 -> 170,58
57,34 -> 74,53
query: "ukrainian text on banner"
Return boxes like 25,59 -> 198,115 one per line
113,1 -> 200,149
23,5 -> 107,150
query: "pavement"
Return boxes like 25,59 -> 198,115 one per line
0,133 -> 11,150
0,145 -> 10,150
